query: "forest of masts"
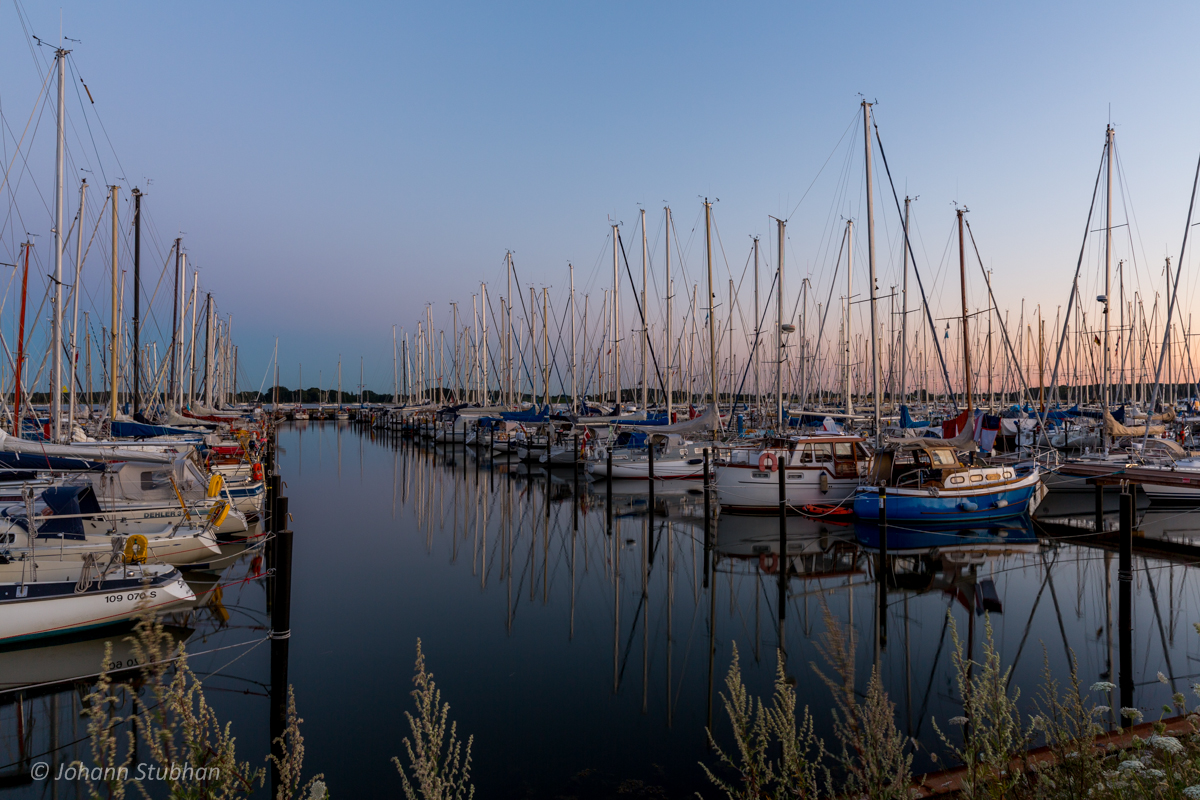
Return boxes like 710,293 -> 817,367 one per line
1,47 -> 241,441
390,211 -> 1199,418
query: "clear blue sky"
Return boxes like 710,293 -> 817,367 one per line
3,1 -> 1198,395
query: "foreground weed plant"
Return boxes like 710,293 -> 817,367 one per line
702,613 -> 1200,800
393,639 -> 476,800
76,614 -> 318,799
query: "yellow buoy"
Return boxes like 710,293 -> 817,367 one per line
123,534 -> 149,565
207,473 -> 225,498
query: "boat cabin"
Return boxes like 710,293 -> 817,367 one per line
725,435 -> 869,478
871,439 -> 1016,490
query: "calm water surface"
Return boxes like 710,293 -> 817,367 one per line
5,422 -> 1200,797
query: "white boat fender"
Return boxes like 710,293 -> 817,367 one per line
958,501 -> 979,512
994,499 -> 1009,508
819,473 -> 829,493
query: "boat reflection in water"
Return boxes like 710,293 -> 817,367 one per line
855,518 -> 1038,613
714,512 -> 863,579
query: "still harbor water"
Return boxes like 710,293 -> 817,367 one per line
5,422 -> 1200,797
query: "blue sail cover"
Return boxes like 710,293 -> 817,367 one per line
0,451 -> 105,473
899,405 -> 930,428
1045,404 -> 1080,421
111,421 -> 208,439
501,405 -> 550,422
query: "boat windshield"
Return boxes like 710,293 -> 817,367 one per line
930,448 -> 958,467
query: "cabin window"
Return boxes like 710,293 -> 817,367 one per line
834,443 -> 854,460
950,476 -> 965,485
752,472 -> 769,479
787,473 -> 802,481
140,471 -> 169,491
810,444 -> 833,463
1003,470 -> 1014,479
930,449 -> 958,467
985,473 -> 1000,481
970,474 -> 983,483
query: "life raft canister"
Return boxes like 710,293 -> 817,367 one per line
758,451 -> 779,472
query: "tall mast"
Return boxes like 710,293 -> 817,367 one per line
582,294 -> 589,406
451,302 -> 460,402
393,325 -> 398,404
131,187 -> 143,415
204,294 -> 214,408
845,219 -> 854,415
640,209 -> 648,415
664,207 -> 673,422
987,270 -> 994,411
542,287 -> 550,408
109,186 -> 119,419
1103,124 -> 1114,447
862,101 -> 882,447
52,48 -> 67,441
188,272 -> 198,405
612,224 -> 620,408
569,265 -> 577,413
68,179 -> 87,436
529,287 -> 536,404
506,253 -> 513,406
170,237 -> 181,406
704,199 -> 718,426
752,235 -> 760,421
14,242 -> 30,434
481,283 -> 489,405
176,252 -> 187,409
958,208 -> 973,423
776,219 -> 785,429
900,196 -> 911,403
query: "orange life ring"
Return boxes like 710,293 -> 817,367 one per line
758,551 -> 778,574
758,451 -> 779,472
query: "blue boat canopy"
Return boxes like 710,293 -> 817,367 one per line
37,485 -> 102,540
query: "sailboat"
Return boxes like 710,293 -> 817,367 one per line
335,359 -> 349,420
854,209 -> 1041,522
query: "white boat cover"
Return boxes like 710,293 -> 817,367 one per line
0,430 -> 175,464
651,404 -> 723,435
